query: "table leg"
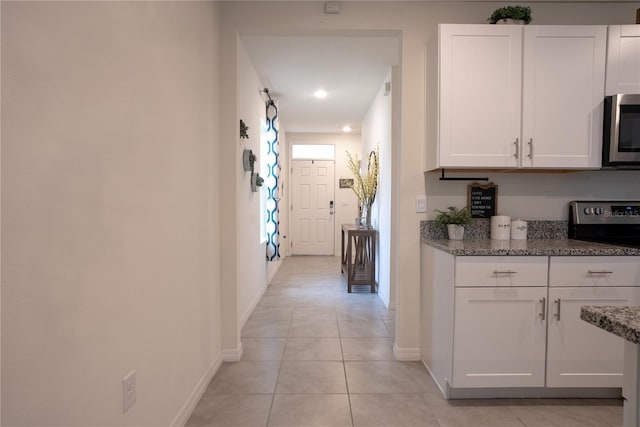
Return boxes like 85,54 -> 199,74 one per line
346,234 -> 353,293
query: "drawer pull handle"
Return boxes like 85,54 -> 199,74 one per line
588,270 -> 613,275
540,297 -> 546,321
514,138 -> 519,159
493,270 -> 517,276
554,298 -> 561,321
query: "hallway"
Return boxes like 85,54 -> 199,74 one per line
186,256 -> 622,427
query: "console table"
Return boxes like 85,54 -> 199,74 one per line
341,224 -> 377,293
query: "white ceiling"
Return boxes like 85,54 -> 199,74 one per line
241,35 -> 401,134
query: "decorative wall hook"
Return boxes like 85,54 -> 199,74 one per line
240,119 -> 249,139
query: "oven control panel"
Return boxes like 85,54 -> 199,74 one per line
571,201 -> 640,224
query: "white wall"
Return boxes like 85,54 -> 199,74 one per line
236,40 -> 271,332
2,2 -> 222,426
362,70 -> 394,309
425,169 -> 640,221
219,1 -> 640,361
286,133 -> 361,257
4,4 -> 637,424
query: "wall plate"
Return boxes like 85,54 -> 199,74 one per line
243,149 -> 253,172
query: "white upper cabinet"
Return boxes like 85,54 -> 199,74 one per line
606,25 -> 640,96
521,26 -> 606,168
430,24 -> 606,170
438,25 -> 522,168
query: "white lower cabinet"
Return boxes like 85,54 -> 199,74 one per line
452,286 -> 547,388
421,247 -> 640,396
546,287 -> 640,388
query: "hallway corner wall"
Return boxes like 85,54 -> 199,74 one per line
1,2 -> 224,425
362,69 -> 394,309
236,39 -> 270,330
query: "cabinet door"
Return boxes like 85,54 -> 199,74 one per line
606,25 -> 640,96
547,287 -> 640,388
439,24 -> 522,168
452,287 -> 547,388
522,26 -> 606,169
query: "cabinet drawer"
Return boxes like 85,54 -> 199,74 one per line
549,256 -> 640,287
455,256 -> 548,287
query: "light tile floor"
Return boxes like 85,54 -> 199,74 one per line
187,255 -> 622,427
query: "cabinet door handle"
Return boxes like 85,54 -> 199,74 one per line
554,298 -> 561,321
527,138 -> 533,159
493,270 -> 517,276
513,138 -> 519,159
539,297 -> 546,321
588,270 -> 613,275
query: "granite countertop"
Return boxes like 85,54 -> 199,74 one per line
581,306 -> 640,345
422,238 -> 640,256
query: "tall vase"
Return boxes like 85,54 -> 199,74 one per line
365,204 -> 372,229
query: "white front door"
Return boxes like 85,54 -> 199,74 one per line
291,160 -> 335,255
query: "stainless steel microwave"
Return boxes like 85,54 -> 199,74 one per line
603,94 -> 640,167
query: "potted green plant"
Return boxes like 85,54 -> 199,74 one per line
434,206 -> 472,240
488,5 -> 532,25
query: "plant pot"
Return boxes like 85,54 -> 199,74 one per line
447,224 -> 465,240
495,18 -> 525,25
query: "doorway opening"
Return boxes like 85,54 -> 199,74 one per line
240,31 -> 400,310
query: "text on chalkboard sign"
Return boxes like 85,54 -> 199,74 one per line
467,183 -> 497,218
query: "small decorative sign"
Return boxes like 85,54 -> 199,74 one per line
467,182 -> 497,218
339,178 -> 354,189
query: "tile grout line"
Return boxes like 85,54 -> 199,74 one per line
264,311 -> 293,426
338,316 -> 356,427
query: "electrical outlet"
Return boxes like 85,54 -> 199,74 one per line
122,370 -> 136,413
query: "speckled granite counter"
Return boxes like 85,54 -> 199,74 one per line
423,238 -> 640,256
581,306 -> 640,425
581,306 -> 640,345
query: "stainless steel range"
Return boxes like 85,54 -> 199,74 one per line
569,201 -> 640,248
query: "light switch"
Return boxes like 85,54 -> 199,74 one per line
416,195 -> 427,213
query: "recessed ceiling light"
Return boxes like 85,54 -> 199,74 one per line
314,89 -> 328,99
342,126 -> 352,133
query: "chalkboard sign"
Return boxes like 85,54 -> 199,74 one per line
467,183 -> 497,218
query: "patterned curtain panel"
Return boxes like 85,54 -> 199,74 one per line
265,100 -> 280,261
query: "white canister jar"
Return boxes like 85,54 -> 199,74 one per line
491,216 -> 511,240
511,219 -> 528,240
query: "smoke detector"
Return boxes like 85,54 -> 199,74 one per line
325,2 -> 341,14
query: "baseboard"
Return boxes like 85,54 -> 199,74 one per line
421,358 -> 448,398
239,283 -> 268,331
387,299 -> 396,311
171,351 -> 223,427
375,288 -> 395,311
267,259 -> 283,283
393,343 -> 420,361
222,343 -> 244,362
